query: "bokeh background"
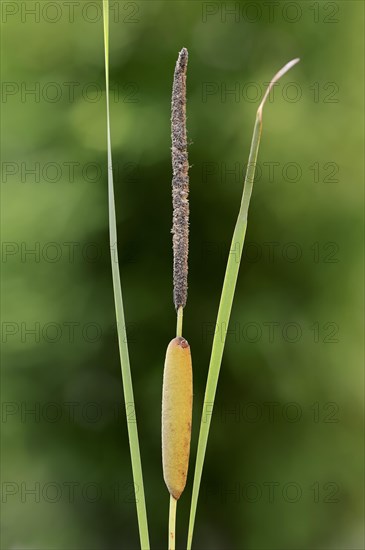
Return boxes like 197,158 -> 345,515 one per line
1,1 -> 364,549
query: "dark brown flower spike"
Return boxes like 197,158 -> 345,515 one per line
171,47 -> 189,311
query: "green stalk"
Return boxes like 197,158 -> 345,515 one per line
187,58 -> 300,550
102,1 -> 149,548
167,305 -> 184,550
169,495 -> 177,550
176,306 -> 184,339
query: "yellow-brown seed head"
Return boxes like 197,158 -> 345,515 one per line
162,336 -> 193,500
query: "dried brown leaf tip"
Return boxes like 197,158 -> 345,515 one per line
171,47 -> 189,311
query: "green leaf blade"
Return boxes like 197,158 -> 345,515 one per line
102,2 -> 150,548
187,59 -> 300,550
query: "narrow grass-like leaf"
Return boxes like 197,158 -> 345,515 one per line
187,58 -> 300,550
102,2 -> 149,548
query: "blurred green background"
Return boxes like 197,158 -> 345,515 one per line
1,1 -> 364,549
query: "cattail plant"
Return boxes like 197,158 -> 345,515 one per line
103,2 -> 300,546
162,47 -> 193,550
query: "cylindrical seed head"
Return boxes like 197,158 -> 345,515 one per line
162,336 -> 193,500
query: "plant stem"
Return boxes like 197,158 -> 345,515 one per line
176,306 -> 183,338
187,58 -> 300,550
102,2 -> 149,548
169,495 -> 177,550
167,305 -> 184,549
